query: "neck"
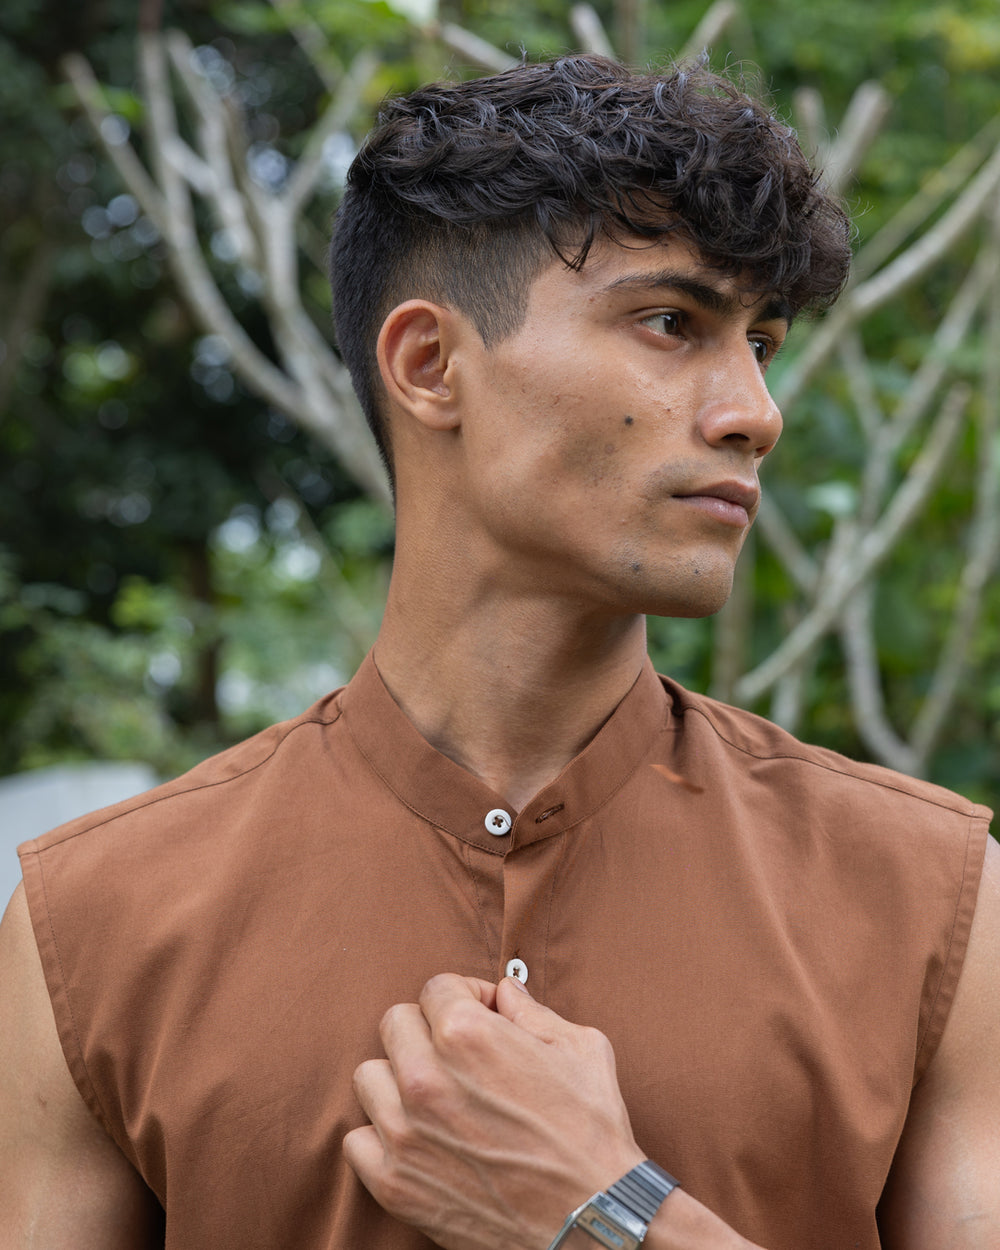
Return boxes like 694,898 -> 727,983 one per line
373,563 -> 648,810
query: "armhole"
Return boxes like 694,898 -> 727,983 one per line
912,815 -> 991,1085
17,844 -> 120,1144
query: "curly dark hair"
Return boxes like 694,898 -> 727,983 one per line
330,55 -> 852,484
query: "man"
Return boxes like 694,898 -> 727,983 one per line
1,54 -> 997,1250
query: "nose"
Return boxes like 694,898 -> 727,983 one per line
697,346 -> 783,459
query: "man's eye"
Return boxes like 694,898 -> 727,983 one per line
642,311 -> 683,336
749,337 -> 773,365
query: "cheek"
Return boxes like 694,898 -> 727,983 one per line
556,429 -> 629,489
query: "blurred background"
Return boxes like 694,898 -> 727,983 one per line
0,0 -> 997,883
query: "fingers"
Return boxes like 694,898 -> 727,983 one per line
378,1000 -> 433,1069
379,975 -> 572,1063
415,972 -> 575,1052
346,1058 -> 405,1195
353,1056 -> 404,1125
494,975 -> 566,1044
417,972 -> 499,1017
342,1121 -> 384,1186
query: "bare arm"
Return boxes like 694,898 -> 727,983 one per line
877,834 -> 1000,1248
0,882 -> 163,1249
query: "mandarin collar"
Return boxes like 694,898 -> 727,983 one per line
338,652 -> 674,853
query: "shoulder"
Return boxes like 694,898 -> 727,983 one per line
18,688 -> 346,863
660,673 -> 991,827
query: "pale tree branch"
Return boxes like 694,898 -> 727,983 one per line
852,385 -> 970,596
569,5 -> 615,59
759,125 -> 1000,617
820,81 -> 892,198
910,216 -> 1000,762
859,240 -> 999,523
709,531 -> 754,703
754,494 -> 819,594
768,642 -> 815,735
60,52 -> 170,235
679,0 -> 741,60
836,330 -> 883,442
614,0 -> 644,67
855,142 -> 1000,319
135,32 -> 311,423
774,138 -> 1000,416
65,32 -> 390,505
792,86 -> 827,169
736,383 -> 970,704
853,111 -> 1000,282
283,49 -> 379,216
164,31 -> 258,267
430,24 -> 518,72
840,584 -> 920,776
266,0 -> 342,93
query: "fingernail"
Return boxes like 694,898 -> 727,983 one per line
508,975 -> 530,993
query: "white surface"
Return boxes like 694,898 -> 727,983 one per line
0,762 -> 158,910
485,807 -> 512,835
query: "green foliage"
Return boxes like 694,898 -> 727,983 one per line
0,0 -> 997,812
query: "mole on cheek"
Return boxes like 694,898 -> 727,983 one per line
623,415 -> 634,426
631,562 -> 641,573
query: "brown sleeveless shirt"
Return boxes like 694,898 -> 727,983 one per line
18,655 -> 990,1249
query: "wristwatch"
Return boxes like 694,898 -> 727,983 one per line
545,1159 -> 679,1249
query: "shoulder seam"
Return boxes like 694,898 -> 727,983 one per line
28,710 -> 343,850
679,702 -> 980,818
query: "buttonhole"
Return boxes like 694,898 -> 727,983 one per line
535,803 -> 565,823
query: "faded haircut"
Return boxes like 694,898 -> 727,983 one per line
330,55 -> 852,485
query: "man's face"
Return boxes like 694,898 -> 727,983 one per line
447,233 -> 789,620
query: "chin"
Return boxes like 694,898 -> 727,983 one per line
645,594 -> 731,621
622,567 -> 736,620
609,544 -> 738,619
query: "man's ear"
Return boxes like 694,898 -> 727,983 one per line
376,300 -> 463,432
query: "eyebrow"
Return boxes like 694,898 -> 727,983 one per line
601,269 -> 792,325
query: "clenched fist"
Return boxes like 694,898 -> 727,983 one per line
344,974 -> 645,1250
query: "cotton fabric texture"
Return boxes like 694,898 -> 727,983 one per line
18,654 -> 990,1249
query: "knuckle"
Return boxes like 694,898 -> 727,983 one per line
379,1109 -> 416,1155
396,1061 -> 447,1111
374,1164 -> 415,1216
423,971 -> 460,995
434,1002 -> 484,1054
580,1024 -> 615,1062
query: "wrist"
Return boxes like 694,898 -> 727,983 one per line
546,1160 -> 679,1250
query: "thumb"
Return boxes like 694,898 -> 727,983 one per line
496,975 -> 567,1042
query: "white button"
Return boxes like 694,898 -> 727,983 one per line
485,808 -> 512,836
505,958 -> 528,984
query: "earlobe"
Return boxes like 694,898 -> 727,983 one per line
377,300 -> 462,431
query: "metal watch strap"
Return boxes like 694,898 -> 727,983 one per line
545,1160 -> 679,1250
606,1160 -> 678,1226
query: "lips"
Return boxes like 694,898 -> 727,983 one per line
674,481 -> 760,512
671,480 -> 760,528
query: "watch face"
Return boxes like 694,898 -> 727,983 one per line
576,1193 -> 645,1250
581,1215 -> 628,1248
